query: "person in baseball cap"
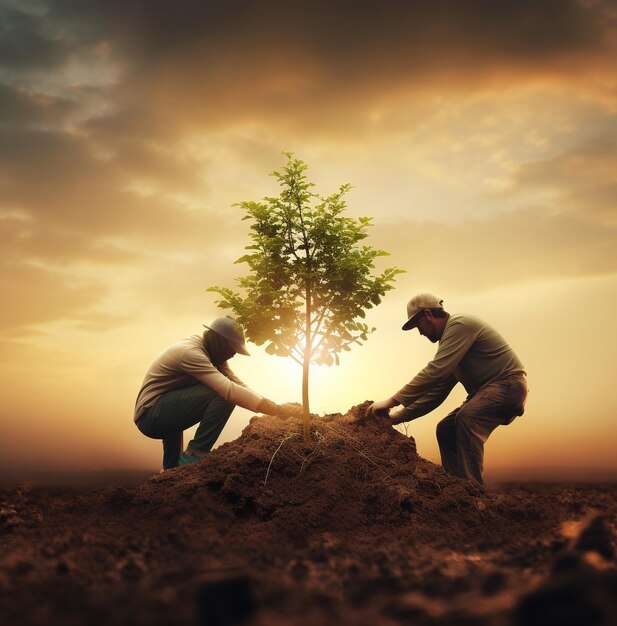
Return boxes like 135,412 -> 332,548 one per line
401,293 -> 446,331
365,293 -> 528,488
134,315 -> 301,470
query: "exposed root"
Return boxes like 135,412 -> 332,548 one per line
263,431 -> 299,487
296,429 -> 326,475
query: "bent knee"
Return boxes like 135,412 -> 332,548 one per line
436,418 -> 453,440
453,408 -> 475,431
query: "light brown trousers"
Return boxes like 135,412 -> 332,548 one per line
436,373 -> 528,487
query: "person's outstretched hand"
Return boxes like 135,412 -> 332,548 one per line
365,398 -> 396,418
276,402 -> 303,418
257,398 -> 302,418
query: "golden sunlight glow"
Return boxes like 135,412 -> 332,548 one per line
1,0 -> 616,479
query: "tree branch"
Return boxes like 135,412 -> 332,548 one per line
310,305 -> 331,344
289,353 -> 303,366
310,330 -> 330,357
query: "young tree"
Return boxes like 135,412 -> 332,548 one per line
209,154 -> 404,440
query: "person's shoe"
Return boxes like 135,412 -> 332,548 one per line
178,451 -> 199,465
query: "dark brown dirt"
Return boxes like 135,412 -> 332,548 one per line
1,401 -> 616,626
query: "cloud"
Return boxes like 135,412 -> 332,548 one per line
0,2 -> 71,72
2,1 -> 614,138
372,206 -> 617,294
0,82 -> 77,127
115,0 -> 616,135
0,262 -> 106,333
0,122 -> 250,335
1,0 -> 615,339
511,138 -> 617,225
0,124 -> 240,246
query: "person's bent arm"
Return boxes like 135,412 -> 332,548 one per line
218,361 -> 247,387
181,348 -> 265,411
389,377 -> 456,425
394,319 -> 476,403
182,348 -> 300,416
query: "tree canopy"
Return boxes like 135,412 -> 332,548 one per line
209,153 -> 404,438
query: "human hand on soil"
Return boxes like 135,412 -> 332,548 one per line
388,408 -> 406,425
274,402 -> 303,419
365,398 -> 396,418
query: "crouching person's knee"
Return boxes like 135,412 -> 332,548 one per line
454,409 -> 474,435
210,394 -> 235,415
218,400 -> 235,421
436,417 -> 451,443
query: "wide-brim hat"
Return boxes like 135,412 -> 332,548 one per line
402,293 -> 444,330
203,315 -> 250,355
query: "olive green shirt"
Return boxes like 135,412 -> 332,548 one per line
392,314 -> 525,421
134,335 -> 263,421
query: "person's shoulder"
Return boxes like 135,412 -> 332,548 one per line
164,335 -> 198,352
182,334 -> 207,354
451,313 -> 485,323
447,313 -> 485,332
160,335 -> 201,360
181,335 -> 215,365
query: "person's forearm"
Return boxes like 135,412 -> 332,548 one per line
390,411 -> 415,426
257,398 -> 278,414
390,406 -> 428,425
391,380 -> 456,425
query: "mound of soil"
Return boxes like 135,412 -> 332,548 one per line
136,402 -> 487,544
1,402 -> 616,626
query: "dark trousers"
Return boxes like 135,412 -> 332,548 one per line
436,374 -> 528,487
137,384 -> 235,469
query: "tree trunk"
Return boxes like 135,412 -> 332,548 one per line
303,283 -> 312,442
302,356 -> 310,441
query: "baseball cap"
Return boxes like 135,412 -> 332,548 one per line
402,293 -> 444,330
203,315 -> 250,355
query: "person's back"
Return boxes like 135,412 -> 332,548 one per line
438,313 -> 525,395
394,312 -> 525,404
134,335 -> 249,422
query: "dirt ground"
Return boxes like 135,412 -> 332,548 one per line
1,402 -> 616,626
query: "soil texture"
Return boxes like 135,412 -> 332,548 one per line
1,402 -> 616,625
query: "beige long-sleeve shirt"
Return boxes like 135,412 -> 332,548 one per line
392,314 -> 525,421
133,335 -> 263,422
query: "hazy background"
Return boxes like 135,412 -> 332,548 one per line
1,0 -> 616,481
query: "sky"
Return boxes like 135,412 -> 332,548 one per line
1,0 -> 616,479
